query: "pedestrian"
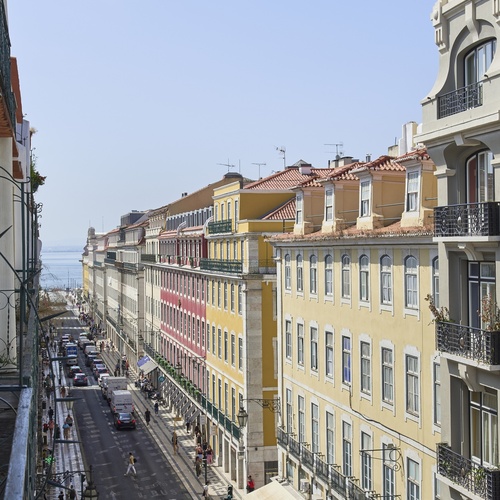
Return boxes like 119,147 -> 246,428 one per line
195,456 -> 202,477
124,452 -> 136,476
172,431 -> 178,454
145,409 -> 151,425
48,406 -> 54,420
247,475 -> 255,493
65,414 -> 73,428
154,401 -> 159,416
68,484 -> 77,499
206,444 -> 213,465
63,422 -> 70,440
54,424 -> 61,440
196,431 -> 202,445
203,481 -> 210,498
186,418 -> 191,433
60,386 -> 66,398
48,419 -> 55,440
58,491 -> 64,500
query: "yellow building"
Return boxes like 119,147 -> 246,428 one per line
271,145 -> 441,499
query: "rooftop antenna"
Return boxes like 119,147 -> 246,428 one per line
276,146 -> 286,170
324,142 -> 344,159
217,159 -> 235,172
252,162 -> 266,180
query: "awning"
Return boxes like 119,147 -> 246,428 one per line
246,480 -> 302,499
187,407 -> 202,421
172,391 -> 184,407
137,355 -> 158,376
181,400 -> 192,416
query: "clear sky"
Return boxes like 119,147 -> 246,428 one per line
7,1 -> 438,248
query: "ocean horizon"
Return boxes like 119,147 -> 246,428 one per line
40,247 -> 83,290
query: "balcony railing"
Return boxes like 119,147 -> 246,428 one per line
434,202 -> 500,237
289,436 -> 301,460
141,253 -> 159,263
302,445 -> 314,469
436,321 -> 500,365
207,219 -> 232,234
200,259 -> 242,274
277,427 -> 288,448
437,443 -> 500,499
438,82 -> 483,118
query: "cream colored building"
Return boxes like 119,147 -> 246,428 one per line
418,1 -> 500,498
271,145 -> 441,499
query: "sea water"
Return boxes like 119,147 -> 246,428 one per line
40,247 -> 83,290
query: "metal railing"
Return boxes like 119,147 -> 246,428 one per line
437,443 -> 500,499
277,427 -> 288,447
438,82 -> 483,118
141,253 -> 159,263
289,436 -> 301,460
200,259 -> 243,274
436,321 -> 500,365
207,219 -> 232,234
434,202 -> 500,237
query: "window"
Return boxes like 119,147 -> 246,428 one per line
230,284 -> 235,312
309,255 -> 317,294
220,203 -> 225,222
212,374 -> 216,404
224,282 -> 228,310
217,281 -> 221,308
231,387 -> 236,420
361,432 -> 372,491
325,331 -> 333,378
234,199 -> 239,222
211,281 -> 215,306
218,328 -> 222,359
467,151 -> 495,204
238,285 -> 243,315
286,389 -> 293,432
297,324 -> 304,365
434,363 -> 441,426
407,459 -> 420,500
406,355 -> 420,416
325,254 -> 333,296
311,404 -> 319,453
380,255 -> 392,305
407,171 -> 419,212
212,326 -> 216,354
310,327 -> 318,371
342,336 -> 351,385
227,200 -> 231,221
284,254 -> 291,290
342,421 -> 352,477
382,348 -> 394,404
206,324 -> 210,352
360,342 -> 371,395
224,382 -> 228,415
296,193 -> 303,224
383,444 -> 396,499
238,337 -> 243,370
341,255 -> 351,298
297,255 -> 303,292
224,331 -> 228,362
465,39 -> 496,86
285,320 -> 292,360
218,378 -> 222,408
432,257 -> 439,309
360,181 -> 370,216
359,255 -> 369,301
326,412 -> 334,464
405,256 -> 418,309
325,188 -> 333,221
471,388 -> 498,466
298,396 -> 305,442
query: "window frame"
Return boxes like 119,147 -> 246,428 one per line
310,326 -> 318,372
406,354 -> 420,416
404,256 -> 418,310
309,254 -> 318,295
325,254 -> 333,297
359,254 -> 369,302
341,254 -> 351,299
380,255 -> 392,306
360,341 -> 371,395
297,254 -> 304,292
342,336 -> 351,385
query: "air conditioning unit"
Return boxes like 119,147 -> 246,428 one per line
300,479 -> 310,493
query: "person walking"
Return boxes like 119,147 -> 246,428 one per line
63,422 -> 70,440
247,475 -> 255,493
47,406 -> 54,420
195,456 -> 202,477
68,484 -> 77,499
202,481 -> 210,499
124,452 -> 136,476
172,431 -> 178,454
145,409 -> 151,425
57,491 -> 64,500
48,419 -> 55,440
154,401 -> 159,416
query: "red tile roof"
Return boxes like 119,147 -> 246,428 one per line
262,198 -> 296,220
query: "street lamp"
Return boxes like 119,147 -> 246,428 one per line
237,407 -> 248,429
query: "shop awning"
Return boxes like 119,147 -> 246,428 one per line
181,399 -> 192,416
246,480 -> 302,499
187,406 -> 202,421
137,355 -> 158,376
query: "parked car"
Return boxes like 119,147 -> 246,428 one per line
78,334 -> 89,348
68,366 -> 83,378
73,373 -> 88,386
113,412 -> 136,430
93,363 -> 106,376
85,353 -> 99,367
95,366 -> 109,381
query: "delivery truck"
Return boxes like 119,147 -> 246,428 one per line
103,376 -> 127,402
65,343 -> 78,366
110,389 -> 134,414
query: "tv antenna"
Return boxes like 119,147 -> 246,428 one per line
324,142 -> 344,159
252,162 -> 266,180
275,146 -> 286,170
217,159 -> 235,172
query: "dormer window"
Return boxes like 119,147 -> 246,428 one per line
296,193 -> 303,224
325,189 -> 333,221
360,181 -> 370,217
406,171 -> 420,212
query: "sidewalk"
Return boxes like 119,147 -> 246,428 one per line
99,348 -> 245,499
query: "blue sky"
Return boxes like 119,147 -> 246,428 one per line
8,1 -> 437,247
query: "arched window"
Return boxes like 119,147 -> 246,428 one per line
404,256 -> 418,309
297,255 -> 303,292
341,254 -> 351,299
359,255 -> 369,301
466,151 -> 494,203
325,255 -> 333,296
310,255 -> 317,294
284,254 -> 291,290
380,255 -> 392,305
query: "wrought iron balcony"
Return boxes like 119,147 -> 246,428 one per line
438,82 -> 483,118
207,219 -> 232,234
437,443 -> 500,499
141,253 -> 159,263
434,202 -> 500,237
289,436 -> 301,460
277,427 -> 288,448
436,321 -> 500,365
200,258 -> 242,274
302,445 -> 314,469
